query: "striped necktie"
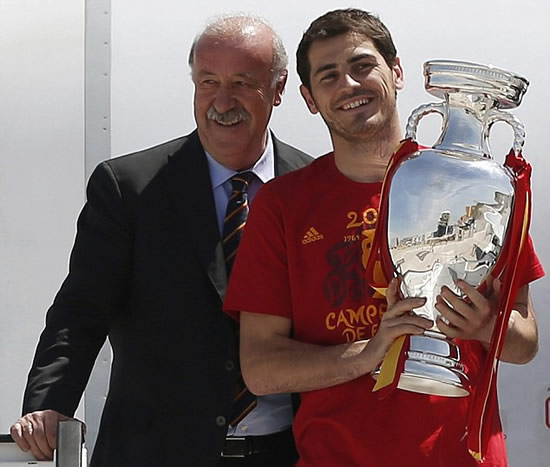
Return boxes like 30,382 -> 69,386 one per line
222,171 -> 257,426
222,171 -> 254,275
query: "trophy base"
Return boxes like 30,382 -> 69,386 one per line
373,331 -> 470,397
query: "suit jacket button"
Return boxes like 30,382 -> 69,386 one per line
216,416 -> 227,427
225,360 -> 236,371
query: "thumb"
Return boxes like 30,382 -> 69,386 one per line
44,412 -> 82,451
491,278 -> 502,299
386,277 -> 400,307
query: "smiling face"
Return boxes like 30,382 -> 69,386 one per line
192,28 -> 286,170
300,32 -> 403,145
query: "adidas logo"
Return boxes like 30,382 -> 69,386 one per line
302,227 -> 324,244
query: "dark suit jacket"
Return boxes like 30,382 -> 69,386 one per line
22,130 -> 312,467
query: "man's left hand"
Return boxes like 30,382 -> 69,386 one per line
435,277 -> 501,345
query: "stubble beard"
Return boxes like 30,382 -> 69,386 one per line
327,94 -> 399,145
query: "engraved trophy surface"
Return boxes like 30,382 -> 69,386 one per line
384,60 -> 528,396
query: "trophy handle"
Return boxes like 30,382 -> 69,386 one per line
405,102 -> 446,140
486,109 -> 526,156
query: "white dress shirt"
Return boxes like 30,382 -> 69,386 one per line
204,133 -> 293,436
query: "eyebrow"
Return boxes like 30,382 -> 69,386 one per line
313,53 -> 377,77
195,70 -> 254,80
235,72 -> 254,80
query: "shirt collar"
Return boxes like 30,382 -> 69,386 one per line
204,132 -> 275,189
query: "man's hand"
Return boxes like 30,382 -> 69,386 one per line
367,278 -> 434,363
10,410 -> 82,461
435,278 -> 500,345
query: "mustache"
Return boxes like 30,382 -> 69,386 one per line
207,107 -> 251,125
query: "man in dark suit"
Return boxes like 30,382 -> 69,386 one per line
10,14 -> 311,466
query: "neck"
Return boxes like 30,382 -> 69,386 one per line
332,120 -> 403,183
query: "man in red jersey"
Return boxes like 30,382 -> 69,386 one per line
225,8 -> 544,467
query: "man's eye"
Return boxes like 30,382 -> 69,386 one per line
320,73 -> 337,82
355,63 -> 374,73
234,81 -> 249,87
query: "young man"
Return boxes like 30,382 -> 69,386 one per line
10,15 -> 311,467
224,9 -> 543,466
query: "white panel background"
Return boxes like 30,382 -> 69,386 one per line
0,0 -> 85,437
1,0 -> 549,465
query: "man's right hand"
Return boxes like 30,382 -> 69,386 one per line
366,277 -> 433,364
10,410 -> 77,461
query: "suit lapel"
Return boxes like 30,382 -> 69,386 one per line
273,132 -> 307,176
165,131 -> 228,300
163,131 -> 308,302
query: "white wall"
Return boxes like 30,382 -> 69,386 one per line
1,1 -> 549,465
0,0 -> 85,432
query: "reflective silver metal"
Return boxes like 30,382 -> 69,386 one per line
381,60 -> 528,397
55,420 -> 87,467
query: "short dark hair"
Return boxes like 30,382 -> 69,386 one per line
297,9 -> 397,90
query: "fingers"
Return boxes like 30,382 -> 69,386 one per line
435,295 -> 467,339
383,313 -> 433,334
370,310 -> 432,363
385,277 -> 400,307
383,277 -> 432,334
491,278 -> 502,299
367,278 -> 434,363
29,414 -> 54,460
454,279 -> 489,310
11,415 -> 51,460
435,281 -> 494,343
10,420 -> 31,453
437,287 -> 472,321
9,410 -> 71,461
44,411 -> 70,452
43,410 -> 75,454
385,278 -> 427,317
382,292 -> 432,335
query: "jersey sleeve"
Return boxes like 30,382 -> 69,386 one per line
224,182 -> 293,321
518,234 -> 545,286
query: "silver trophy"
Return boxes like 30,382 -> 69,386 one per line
377,60 -> 529,397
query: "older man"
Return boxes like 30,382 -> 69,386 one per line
11,15 -> 311,467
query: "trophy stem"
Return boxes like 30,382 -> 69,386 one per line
433,94 -> 492,158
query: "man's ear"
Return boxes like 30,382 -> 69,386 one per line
393,57 -> 404,91
300,85 -> 319,115
273,71 -> 288,107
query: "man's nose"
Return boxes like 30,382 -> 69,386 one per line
213,84 -> 236,114
341,73 -> 361,88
